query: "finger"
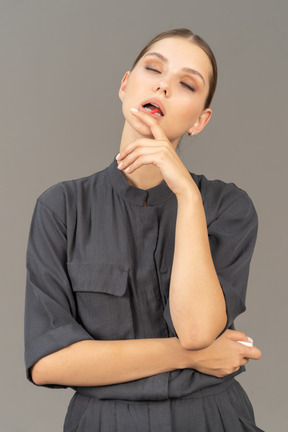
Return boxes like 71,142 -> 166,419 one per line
237,339 -> 253,347
120,152 -> 164,175
237,344 -> 262,361
130,108 -> 168,141
225,330 -> 248,342
240,357 -> 249,367
246,346 -> 262,360
117,138 -> 165,161
117,145 -> 164,172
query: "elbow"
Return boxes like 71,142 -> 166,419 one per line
178,328 -> 216,351
30,357 -> 51,386
30,365 -> 43,386
179,337 -> 212,351
178,313 -> 227,350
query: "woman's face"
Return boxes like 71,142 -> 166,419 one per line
119,37 -> 213,146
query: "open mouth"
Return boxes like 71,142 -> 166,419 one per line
142,103 -> 164,117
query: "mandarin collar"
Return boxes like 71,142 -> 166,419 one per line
107,158 -> 174,206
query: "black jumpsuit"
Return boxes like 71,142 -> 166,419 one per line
25,159 -> 264,431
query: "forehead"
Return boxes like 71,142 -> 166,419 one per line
143,37 -> 212,79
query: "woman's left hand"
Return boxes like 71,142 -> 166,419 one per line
117,109 -> 197,198
189,330 -> 262,378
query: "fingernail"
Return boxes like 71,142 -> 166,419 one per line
117,162 -> 123,169
247,337 -> 253,344
130,108 -> 138,113
124,166 -> 130,172
115,153 -> 120,160
237,340 -> 253,347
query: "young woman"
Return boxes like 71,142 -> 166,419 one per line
25,29 -> 264,431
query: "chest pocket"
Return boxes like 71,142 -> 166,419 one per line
67,262 -> 134,340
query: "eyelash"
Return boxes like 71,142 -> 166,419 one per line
145,66 -> 160,73
181,82 -> 195,92
145,66 -> 195,92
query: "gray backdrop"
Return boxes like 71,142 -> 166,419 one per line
1,0 -> 287,430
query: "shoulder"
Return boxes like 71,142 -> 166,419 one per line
36,167 -> 108,221
190,172 -> 258,227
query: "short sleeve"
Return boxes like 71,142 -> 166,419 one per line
24,197 -> 94,387
208,192 -> 258,328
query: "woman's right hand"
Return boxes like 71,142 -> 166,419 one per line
182,329 -> 262,378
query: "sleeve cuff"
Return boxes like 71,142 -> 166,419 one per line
25,323 -> 94,388
218,275 -> 246,329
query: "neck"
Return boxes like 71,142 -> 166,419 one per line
118,121 -> 165,190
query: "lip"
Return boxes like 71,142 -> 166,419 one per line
139,98 -> 166,119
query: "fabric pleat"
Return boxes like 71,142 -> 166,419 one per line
64,380 -> 265,432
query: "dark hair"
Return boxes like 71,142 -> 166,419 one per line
131,28 -> 217,109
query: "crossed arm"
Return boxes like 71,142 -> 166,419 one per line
31,330 -> 261,386
30,109 -> 261,387
31,187 -> 261,388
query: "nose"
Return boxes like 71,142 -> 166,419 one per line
153,79 -> 170,96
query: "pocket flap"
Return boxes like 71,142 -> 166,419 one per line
67,262 -> 129,297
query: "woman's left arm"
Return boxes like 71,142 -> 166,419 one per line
169,187 -> 227,350
118,109 -> 257,351
118,109 -> 227,350
169,176 -> 258,351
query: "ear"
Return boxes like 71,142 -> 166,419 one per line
119,71 -> 130,101
188,108 -> 212,136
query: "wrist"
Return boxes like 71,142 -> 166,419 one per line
176,184 -> 202,204
169,337 -> 196,370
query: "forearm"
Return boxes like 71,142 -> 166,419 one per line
31,337 -> 187,387
170,189 -> 227,350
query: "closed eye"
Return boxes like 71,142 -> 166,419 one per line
181,82 -> 195,92
145,66 -> 161,73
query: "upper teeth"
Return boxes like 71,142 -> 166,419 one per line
144,104 -> 162,115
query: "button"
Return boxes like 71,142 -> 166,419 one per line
143,201 -> 147,207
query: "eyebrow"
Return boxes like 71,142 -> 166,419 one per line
143,52 -> 205,85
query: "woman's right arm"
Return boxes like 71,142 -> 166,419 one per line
31,337 -> 181,386
31,330 -> 261,386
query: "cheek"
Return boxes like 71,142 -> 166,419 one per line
177,98 -> 204,125
175,105 -> 197,127
126,71 -> 147,91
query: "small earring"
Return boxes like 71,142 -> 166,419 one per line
188,130 -> 195,136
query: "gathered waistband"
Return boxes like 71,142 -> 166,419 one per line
73,376 -> 237,402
